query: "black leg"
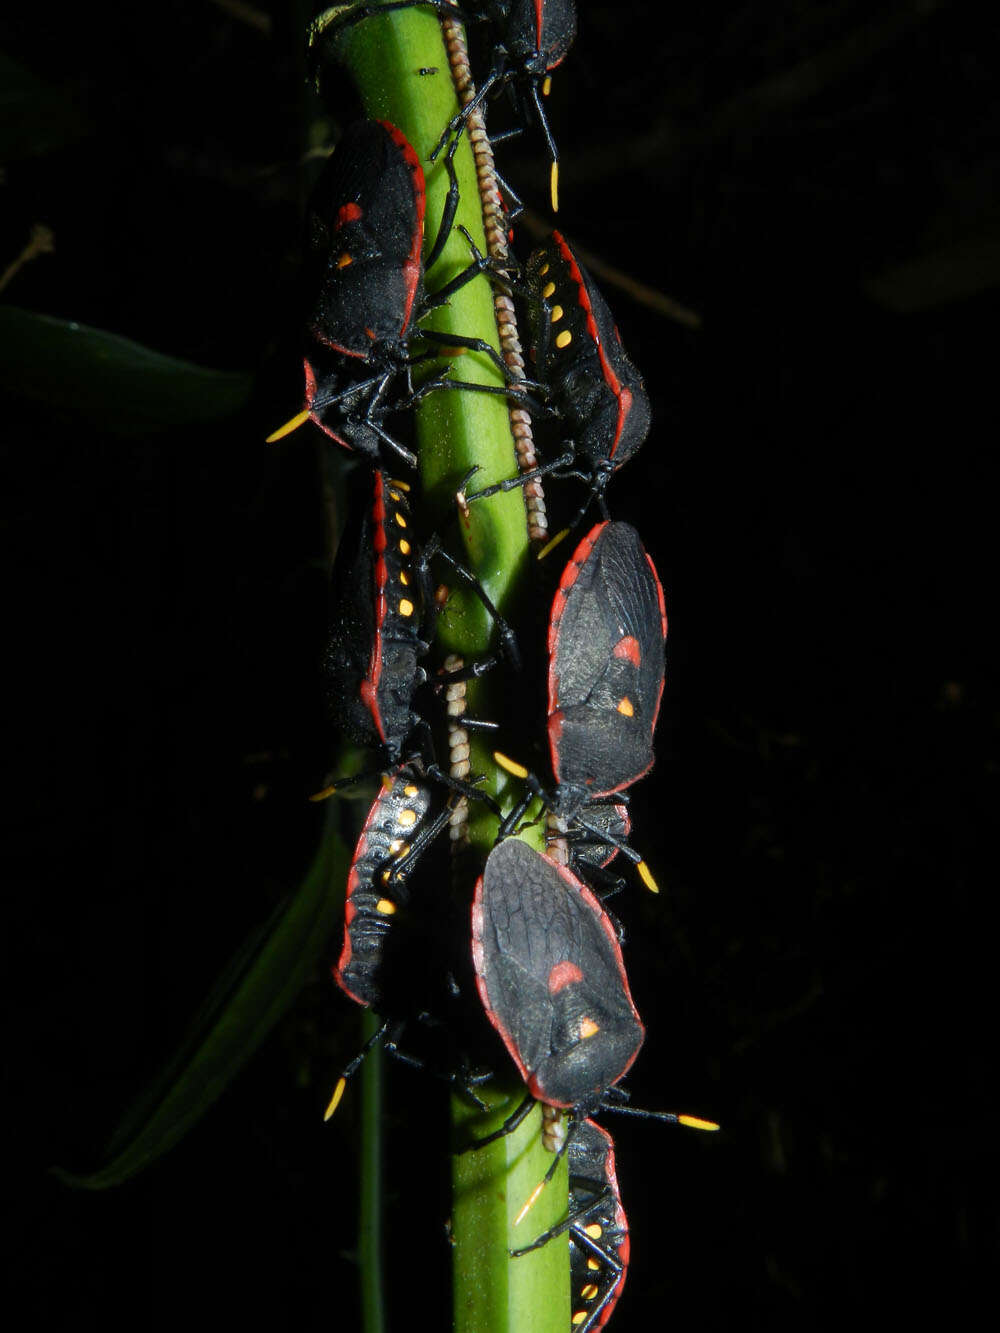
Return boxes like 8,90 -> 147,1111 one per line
509,1183 -> 615,1257
455,1092 -> 535,1153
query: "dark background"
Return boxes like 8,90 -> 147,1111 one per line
6,1 -> 997,1327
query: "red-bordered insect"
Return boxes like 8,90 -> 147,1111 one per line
268,120 -> 525,465
324,470 -> 519,764
512,1118 -> 630,1333
495,521 -> 666,890
461,232 -> 650,538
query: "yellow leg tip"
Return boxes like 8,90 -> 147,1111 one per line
678,1115 -> 720,1133
308,785 -> 337,803
637,861 -> 659,894
323,1078 -> 347,1122
493,751 -> 529,780
537,528 -> 570,561
514,1179 -> 547,1226
550,161 -> 560,214
266,408 -> 311,443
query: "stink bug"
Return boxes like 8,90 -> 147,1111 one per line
494,521 -> 666,890
326,760 -> 500,1118
467,840 -> 719,1217
547,521 -> 665,806
512,1118 -> 630,1333
324,470 -> 519,763
462,232 -> 650,531
335,763 -> 449,1009
471,838 -> 645,1111
268,120 -> 525,463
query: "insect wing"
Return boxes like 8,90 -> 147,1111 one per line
549,522 -> 666,796
472,841 -> 644,1107
305,120 -> 424,355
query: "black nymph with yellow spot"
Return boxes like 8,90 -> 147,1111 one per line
324,469 -> 520,762
510,1117 -> 630,1333
461,231 -> 651,536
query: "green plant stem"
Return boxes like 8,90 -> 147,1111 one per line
316,6 -> 568,1332
359,1008 -> 386,1333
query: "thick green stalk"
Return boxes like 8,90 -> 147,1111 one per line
316,6 -> 567,1333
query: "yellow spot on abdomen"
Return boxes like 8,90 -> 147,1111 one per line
617,696 -> 634,717
399,598 -> 414,617
555,329 -> 572,349
579,1016 -> 600,1039
375,898 -> 396,915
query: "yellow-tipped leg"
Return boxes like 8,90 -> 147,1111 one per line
678,1114 -> 721,1132
543,75 -> 552,97
494,751 -> 529,780
266,408 -> 311,443
514,1177 -> 548,1226
550,160 -> 560,214
537,527 -> 570,560
308,784 -> 337,803
323,1077 -> 347,1122
637,860 -> 660,894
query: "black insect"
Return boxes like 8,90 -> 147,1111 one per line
324,469 -> 519,764
512,1118 -> 630,1333
495,521 -> 666,889
466,839 -> 718,1212
462,232 -> 650,533
471,839 -> 645,1113
268,119 -> 521,465
335,763 -> 451,1009
325,760 -> 498,1117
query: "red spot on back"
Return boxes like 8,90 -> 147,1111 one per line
613,635 -> 641,666
335,202 -> 362,228
547,960 -> 584,994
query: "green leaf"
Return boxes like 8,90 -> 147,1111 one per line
0,52 -> 90,160
0,306 -> 252,434
54,822 -> 349,1189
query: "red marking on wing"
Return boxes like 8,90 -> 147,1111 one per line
335,201 -> 362,228
551,232 -> 629,460
547,959 -> 584,994
304,357 -> 355,449
646,551 -> 668,639
378,120 -> 425,337
613,635 -> 641,666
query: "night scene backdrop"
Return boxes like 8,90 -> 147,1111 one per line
5,1 -> 997,1327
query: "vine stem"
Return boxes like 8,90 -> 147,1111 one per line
316,5 -> 568,1332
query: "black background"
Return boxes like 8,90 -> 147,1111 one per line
6,1 -> 997,1327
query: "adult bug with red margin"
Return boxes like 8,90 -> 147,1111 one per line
268,119 -> 530,464
466,840 -> 717,1223
494,520 -> 667,890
